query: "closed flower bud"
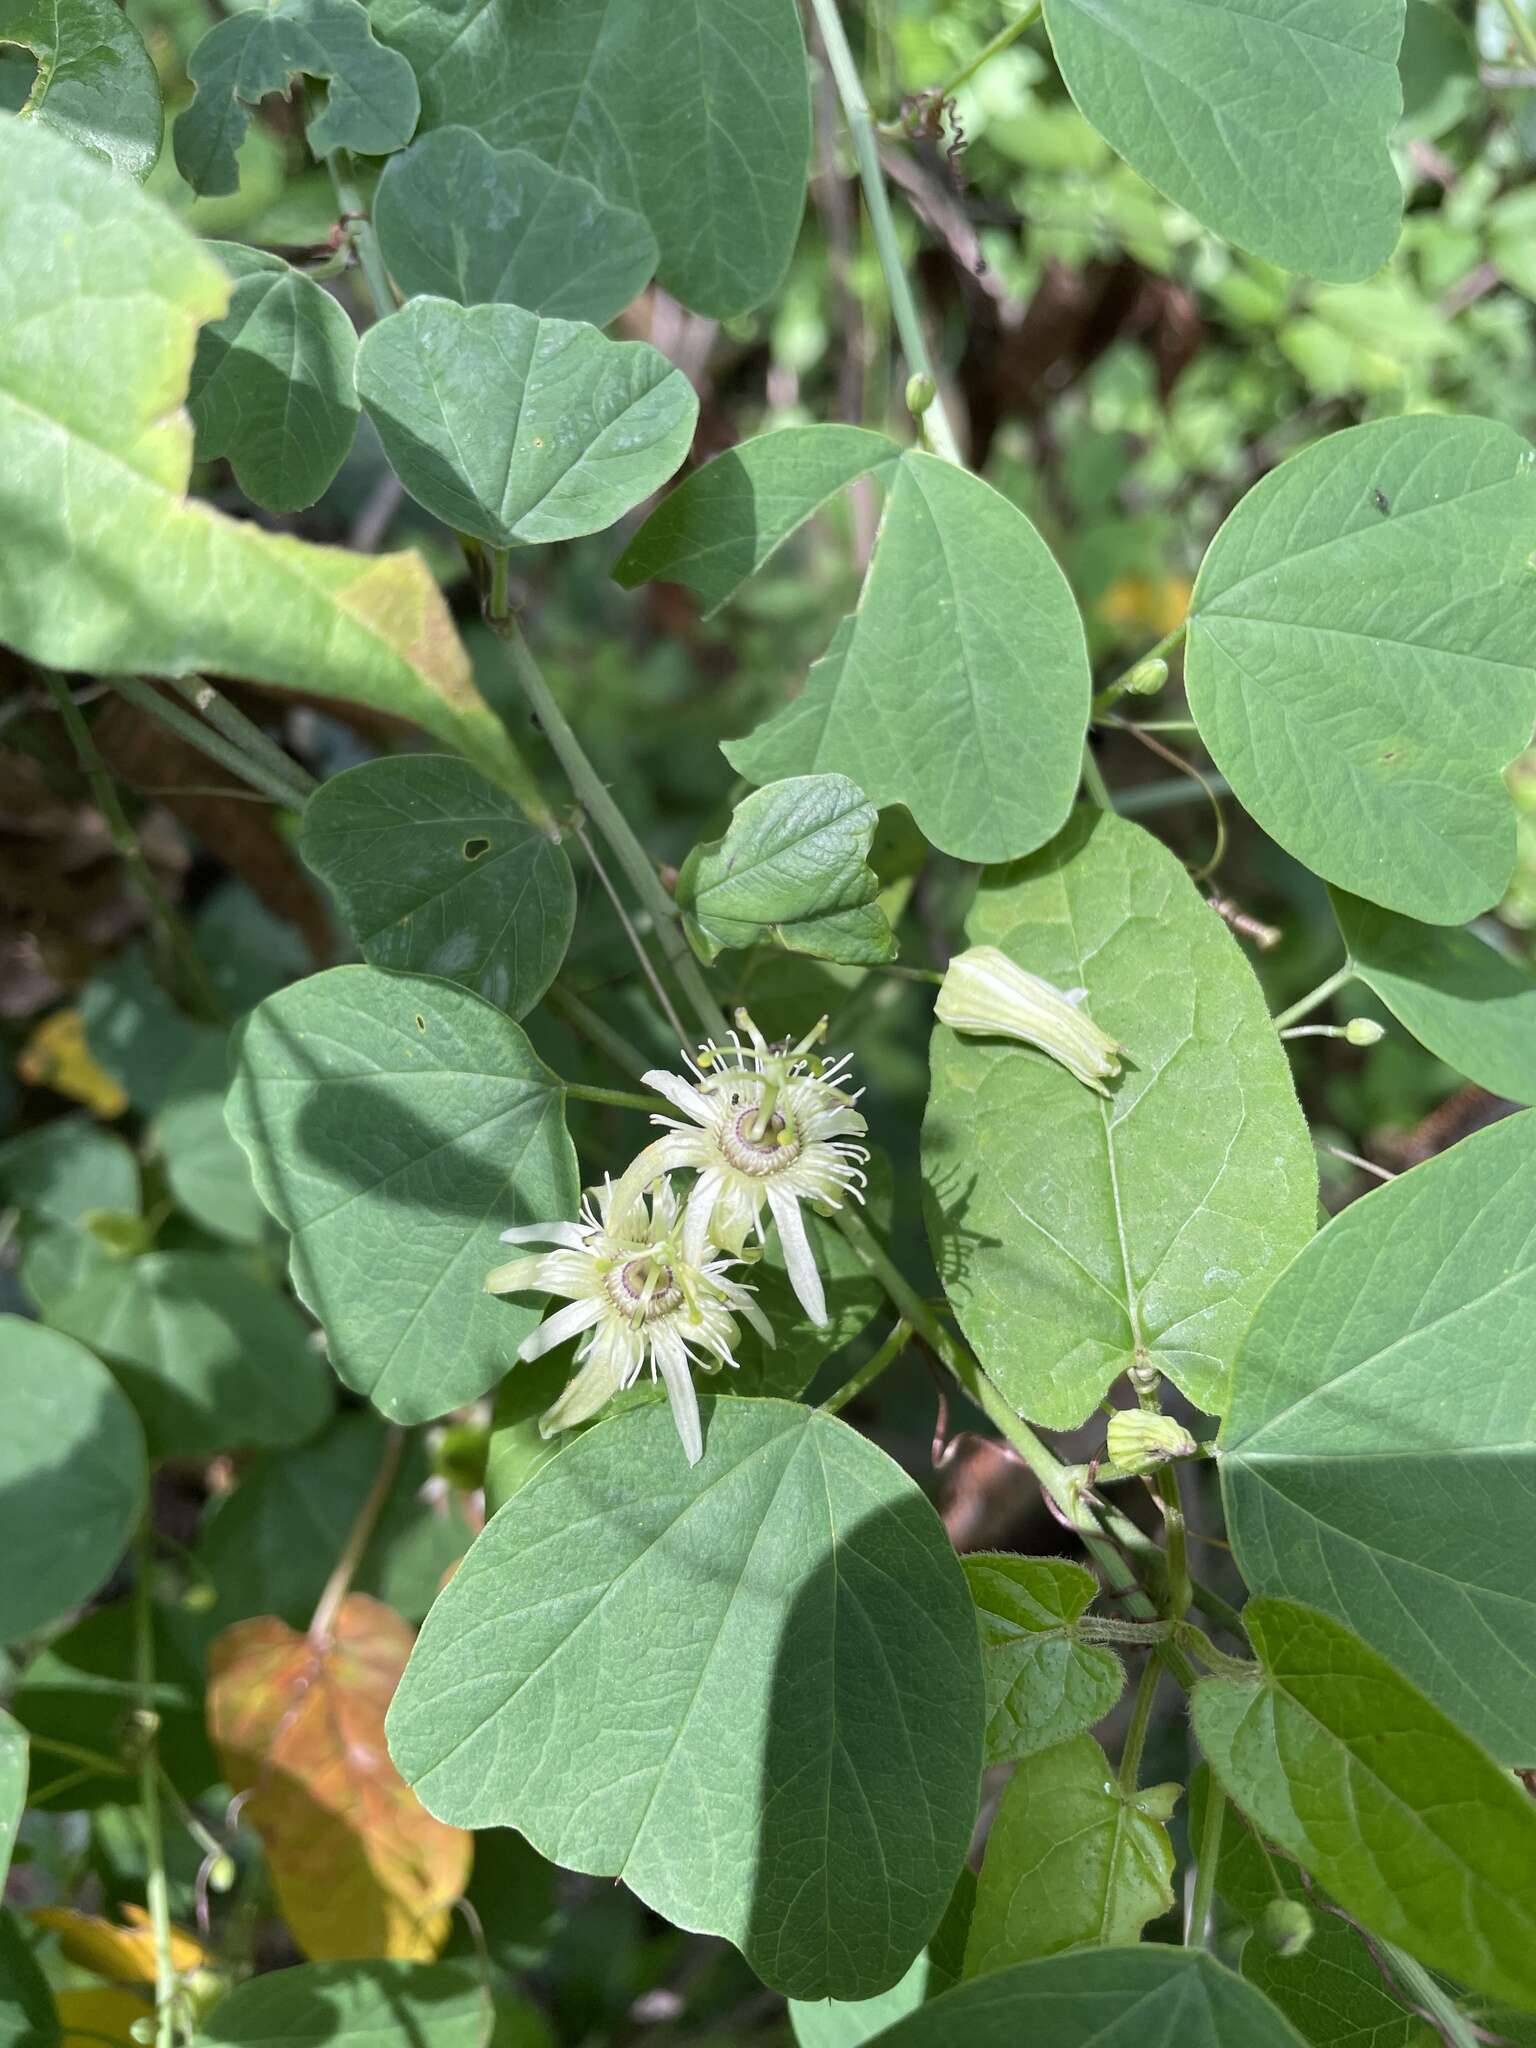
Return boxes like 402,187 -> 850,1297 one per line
1344,1017 -> 1385,1047
1105,1408 -> 1198,1474
1259,1897 -> 1314,1957
936,946 -> 1124,1095
905,371 -> 936,416
1123,655 -> 1169,696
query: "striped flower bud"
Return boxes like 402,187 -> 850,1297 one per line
1105,1408 -> 1198,1475
936,946 -> 1124,1095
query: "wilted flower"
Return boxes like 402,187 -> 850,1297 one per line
485,1177 -> 772,1467
936,945 -> 1124,1095
611,1012 -> 868,1328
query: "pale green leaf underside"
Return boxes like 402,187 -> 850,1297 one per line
1331,888 -> 1536,1106
615,425 -> 902,616
964,1735 -> 1175,1972
862,1949 -> 1307,2048
355,297 -> 698,548
924,808 -> 1317,1429
963,1554 -> 1125,1765
1043,0 -> 1404,281
0,1316 -> 146,1646
1222,1111 -> 1536,1764
387,1398 -> 984,2003
174,0 -> 419,196
367,0 -> 811,318
725,453 -> 1090,866
1,0 -> 161,177
41,1248 -> 332,1459
226,965 -> 578,1424
0,117 -> 529,799
0,1712 -> 24,1892
374,127 -> 658,322
196,1962 -> 489,2048
789,1954 -> 931,2048
1187,415 -> 1536,925
188,243 -> 359,514
1192,1598 -> 1536,2009
679,773 -> 895,966
300,755 -> 575,1018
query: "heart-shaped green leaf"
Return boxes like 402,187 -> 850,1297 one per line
1042,0 -> 1404,281
0,1117 -> 139,1227
388,1397 -> 984,2002
367,0 -> 810,318
1192,1598 -> 1536,2007
1186,416 -> 1536,924
1,0 -> 161,178
860,1949 -> 1307,2048
964,1556 -> 1125,1765
356,298 -> 698,549
150,1089 -> 266,1246
196,1962 -> 489,2048
0,118 -> 529,802
1222,1110 -> 1536,1764
616,426 -> 902,616
226,965 -> 579,1424
174,0 -> 419,196
188,244 -> 359,514
678,775 -> 895,967
924,808 -> 1317,1428
725,453 -> 1090,865
0,1318 -> 146,1646
965,1735 -> 1176,1970
374,127 -> 657,322
300,756 -> 575,1017
1331,888 -> 1536,1105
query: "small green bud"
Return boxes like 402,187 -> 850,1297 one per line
131,2021 -> 157,2043
1344,1017 -> 1385,1047
1123,656 -> 1169,697
1105,1408 -> 1198,1475
936,946 -> 1124,1095
905,372 -> 936,417
181,1579 -> 216,1614
206,1854 -> 238,1894
1259,1897 -> 1314,1958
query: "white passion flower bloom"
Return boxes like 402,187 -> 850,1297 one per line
611,1012 -> 868,1329
484,1176 -> 772,1467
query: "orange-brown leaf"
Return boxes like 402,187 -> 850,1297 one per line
207,1594 -> 470,1961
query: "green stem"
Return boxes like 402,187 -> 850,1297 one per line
321,143 -> 397,319
1117,774 -> 1231,817
1273,962 -> 1354,1031
870,963 -> 946,987
1113,719 -> 1201,736
108,675 -> 311,812
565,1080 -> 661,1114
1093,624 -> 1188,713
1080,746 -> 1115,812
822,1317 -> 912,1414
486,595 -> 729,1042
808,0 -> 964,464
546,981 -> 655,1085
134,1527 -> 178,2048
1382,1944 -> 1484,2048
1153,1463 -> 1191,1619
43,670 -> 226,1024
936,2 -> 1043,100
167,677 -> 318,803
1498,0 -> 1536,67
309,1426 -> 405,1646
1280,1023 -> 1349,1041
1117,1652 -> 1161,1792
26,1733 -> 132,1780
1188,1782 -> 1225,1949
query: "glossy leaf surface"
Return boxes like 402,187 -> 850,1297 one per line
374,128 -> 657,321
726,454 -> 1089,865
300,756 -> 574,1017
1222,1111 -> 1536,1763
925,808 -> 1316,1427
0,1318 -> 146,1646
1192,1597 -> 1536,2007
226,966 -> 578,1423
388,1398 -> 984,2002
1,0 -> 160,177
1186,416 -> 1536,924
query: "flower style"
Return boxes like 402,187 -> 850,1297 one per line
610,1013 -> 868,1329
935,945 -> 1124,1095
485,1176 -> 772,1467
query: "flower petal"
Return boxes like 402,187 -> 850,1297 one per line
642,1068 -> 714,1124
484,1255 -> 549,1296
608,1135 -> 691,1228
499,1219 -> 587,1249
539,1345 -> 626,1439
652,1325 -> 704,1467
517,1293 -> 607,1362
766,1182 -> 827,1327
683,1167 -> 725,1265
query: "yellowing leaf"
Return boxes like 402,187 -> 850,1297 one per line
207,1595 -> 471,1961
56,1986 -> 152,2048
16,1011 -> 128,1117
0,117 -> 532,802
30,1906 -> 209,1983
